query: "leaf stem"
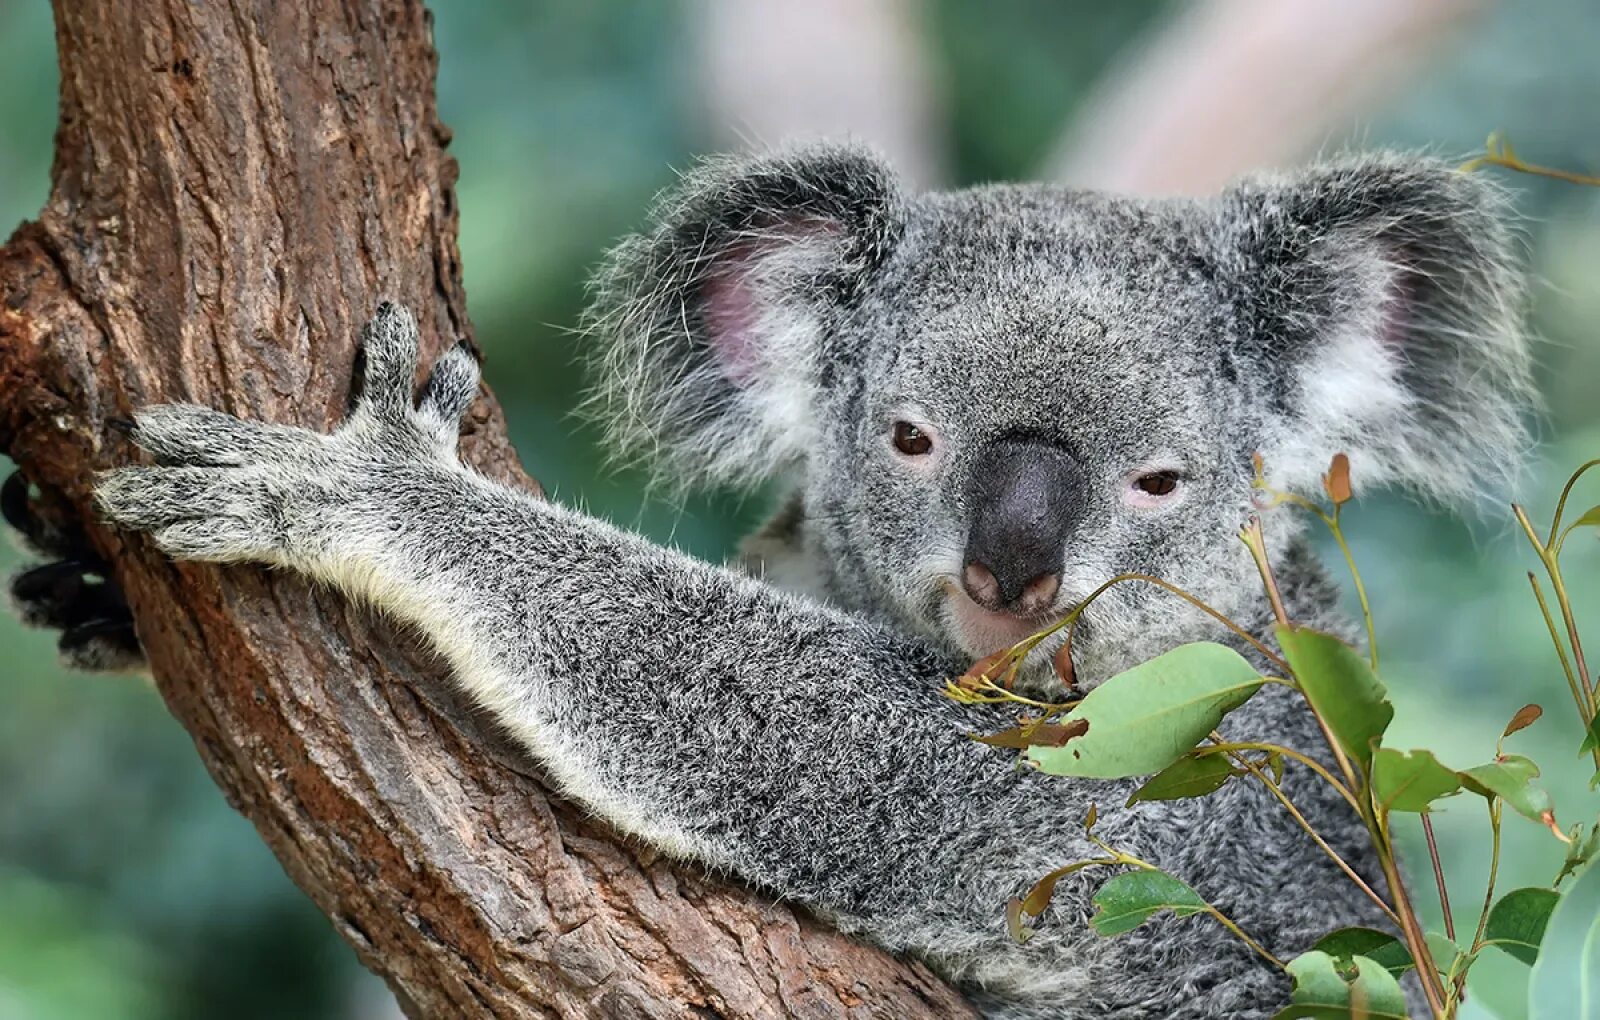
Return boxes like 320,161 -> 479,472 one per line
1196,741 -> 1360,812
1461,136 -> 1600,187
1514,503 -> 1600,772
1043,572 -> 1290,675
1526,573 -> 1590,727
1226,750 -> 1400,927
1327,514 -> 1380,672
1381,834 -> 1451,1017
1460,800 -> 1503,1005
1421,813 -> 1455,941
1544,458 -> 1600,547
1241,517 -> 1291,629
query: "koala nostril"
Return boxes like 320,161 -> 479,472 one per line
962,562 -> 1001,609
1019,572 -> 1061,614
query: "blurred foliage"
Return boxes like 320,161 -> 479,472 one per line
1,1 -> 1598,1017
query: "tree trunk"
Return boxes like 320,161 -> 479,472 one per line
0,3 -> 975,1017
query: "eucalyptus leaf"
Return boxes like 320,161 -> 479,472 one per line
1088,870 -> 1208,937
1371,747 -> 1461,813
1484,887 -> 1560,966
1312,927 -> 1414,976
1427,932 -> 1469,982
1028,643 -> 1263,779
1276,626 -> 1392,772
1528,858 -> 1600,1020
1272,951 -> 1410,1020
1459,755 -> 1554,825
1127,754 -> 1239,805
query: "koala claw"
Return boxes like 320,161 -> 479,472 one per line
96,304 -> 481,569
4,471 -> 146,672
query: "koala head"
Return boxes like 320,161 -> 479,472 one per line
586,146 -> 1531,682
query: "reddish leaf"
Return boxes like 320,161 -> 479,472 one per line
1503,703 -> 1543,739
1020,860 -> 1104,917
1053,642 -> 1077,689
1324,453 -> 1353,506
974,718 -> 1088,749
959,648 -> 1014,689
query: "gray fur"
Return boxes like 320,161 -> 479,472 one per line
90,145 -> 1531,1017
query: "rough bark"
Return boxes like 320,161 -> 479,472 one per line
0,3 -> 976,1017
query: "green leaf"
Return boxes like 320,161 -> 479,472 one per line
1581,715 -> 1600,756
1571,504 -> 1600,530
1459,755 -> 1555,825
1312,927 -> 1415,976
1276,626 -> 1393,772
1371,747 -> 1461,813
1127,754 -> 1240,804
1528,858 -> 1600,1020
1427,932 -> 1470,982
1088,870 -> 1209,937
1484,887 -> 1561,966
1028,643 -> 1263,779
1272,951 -> 1410,1019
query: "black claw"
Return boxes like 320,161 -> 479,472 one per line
4,469 -> 146,672
1,471 -> 32,536
106,416 -> 137,435
59,618 -> 145,673
11,560 -> 127,630
2,470 -> 77,556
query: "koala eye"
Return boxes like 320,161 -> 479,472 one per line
1125,470 -> 1184,508
1134,471 -> 1180,496
892,421 -> 933,456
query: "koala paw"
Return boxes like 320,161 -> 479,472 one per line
4,471 -> 145,672
96,303 -> 481,569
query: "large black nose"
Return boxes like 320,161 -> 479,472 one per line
962,439 -> 1085,615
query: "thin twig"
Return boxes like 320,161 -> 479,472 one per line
1459,800 -> 1503,1007
1229,752 -> 1401,927
1195,741 -> 1360,812
1527,572 -> 1590,727
1421,814 -> 1455,941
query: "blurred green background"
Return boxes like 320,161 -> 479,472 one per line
2,2 -> 1598,1018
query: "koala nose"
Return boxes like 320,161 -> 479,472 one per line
962,439 -> 1085,616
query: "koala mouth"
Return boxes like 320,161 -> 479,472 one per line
942,583 -> 1066,658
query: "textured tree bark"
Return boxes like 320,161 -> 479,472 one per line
0,3 -> 976,1017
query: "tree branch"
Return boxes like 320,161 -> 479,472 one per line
0,3 -> 975,1017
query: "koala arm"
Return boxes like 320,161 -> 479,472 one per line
94,308 -> 1107,943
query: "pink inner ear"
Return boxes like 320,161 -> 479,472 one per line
700,261 -> 763,386
697,217 -> 849,388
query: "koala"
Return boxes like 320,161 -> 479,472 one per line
8,145 -> 1530,1018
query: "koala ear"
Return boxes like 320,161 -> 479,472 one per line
1218,154 -> 1534,504
584,144 -> 905,488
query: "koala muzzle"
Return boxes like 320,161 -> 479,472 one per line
962,439 -> 1085,617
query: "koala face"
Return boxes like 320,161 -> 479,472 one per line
805,189 -> 1262,672
587,147 -> 1529,681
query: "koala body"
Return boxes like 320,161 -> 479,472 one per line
16,146 -> 1531,1018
